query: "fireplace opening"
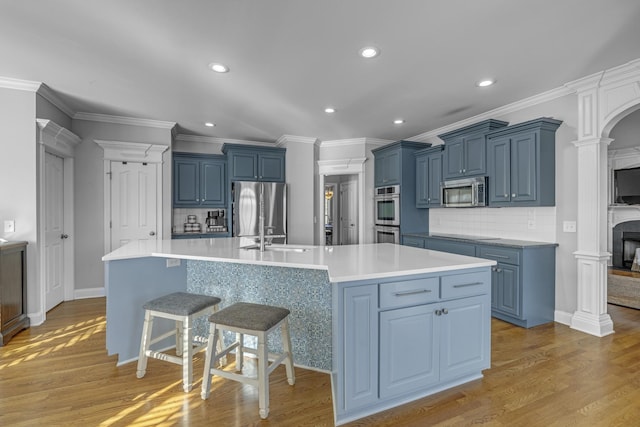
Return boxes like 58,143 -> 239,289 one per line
622,232 -> 640,269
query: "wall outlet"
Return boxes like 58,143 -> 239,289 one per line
563,221 -> 577,233
4,220 -> 15,233
166,258 -> 181,268
527,220 -> 536,230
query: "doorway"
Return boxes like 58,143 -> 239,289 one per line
44,152 -> 65,311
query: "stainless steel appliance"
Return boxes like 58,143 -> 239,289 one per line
206,209 -> 227,232
374,185 -> 400,226
232,181 -> 287,244
374,225 -> 400,244
441,176 -> 487,207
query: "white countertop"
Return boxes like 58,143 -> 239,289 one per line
102,237 -> 495,282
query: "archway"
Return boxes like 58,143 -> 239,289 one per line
566,59 -> 640,336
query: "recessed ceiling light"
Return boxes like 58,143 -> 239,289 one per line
359,46 -> 380,58
393,119 -> 405,125
324,107 -> 336,114
477,79 -> 495,87
205,122 -> 215,127
209,63 -> 229,73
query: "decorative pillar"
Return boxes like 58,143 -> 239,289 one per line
569,83 -> 614,336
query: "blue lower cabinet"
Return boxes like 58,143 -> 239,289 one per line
335,268 -> 491,424
401,236 -> 426,248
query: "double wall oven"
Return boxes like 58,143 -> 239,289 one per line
374,185 -> 401,244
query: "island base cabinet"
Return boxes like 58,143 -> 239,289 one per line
343,284 -> 379,412
336,269 -> 491,425
380,304 -> 438,399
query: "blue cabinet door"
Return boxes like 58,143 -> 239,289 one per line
258,152 -> 285,182
464,134 -> 487,176
375,149 -> 401,187
230,152 -> 258,181
427,152 -> 442,206
487,136 -> 511,204
173,157 -> 199,206
443,139 -> 464,179
511,132 -> 537,202
415,154 -> 429,207
200,159 -> 226,207
439,295 -> 490,382
343,284 -> 379,411
493,263 -> 521,318
379,304 -> 439,398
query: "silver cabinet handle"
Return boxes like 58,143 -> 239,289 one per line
504,194 -> 508,197
393,289 -> 432,297
435,309 -> 442,316
149,231 -> 156,236
453,282 -> 483,288
512,193 -> 516,197
442,308 -> 448,315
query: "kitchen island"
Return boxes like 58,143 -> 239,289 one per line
103,238 -> 495,425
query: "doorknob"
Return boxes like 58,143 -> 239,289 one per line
60,233 -> 69,239
149,231 -> 156,236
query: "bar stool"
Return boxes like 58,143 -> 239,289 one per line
201,302 -> 295,419
136,291 -> 221,392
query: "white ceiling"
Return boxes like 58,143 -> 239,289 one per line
2,0 -> 640,143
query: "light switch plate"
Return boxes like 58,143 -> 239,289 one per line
563,221 -> 577,233
4,220 -> 15,233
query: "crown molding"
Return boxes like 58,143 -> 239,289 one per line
320,137 -> 393,148
174,133 -> 274,147
37,84 -> 76,117
75,112 -> 176,130
409,85 -> 575,142
275,134 -> 319,147
317,157 -> 367,175
36,119 -> 81,157
94,140 -> 168,163
0,76 -> 41,92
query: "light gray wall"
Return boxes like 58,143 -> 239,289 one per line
0,88 -> 39,314
36,94 -> 72,128
70,120 -> 173,291
284,140 -> 317,245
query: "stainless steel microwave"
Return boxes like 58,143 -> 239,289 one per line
441,176 -> 487,207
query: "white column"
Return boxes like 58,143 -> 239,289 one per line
570,87 -> 614,336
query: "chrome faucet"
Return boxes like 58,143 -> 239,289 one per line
257,185 -> 286,251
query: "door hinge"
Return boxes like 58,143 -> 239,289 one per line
110,221 -> 112,229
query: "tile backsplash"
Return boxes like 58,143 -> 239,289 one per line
429,207 -> 556,242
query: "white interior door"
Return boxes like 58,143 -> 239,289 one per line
110,162 -> 157,250
44,152 -> 65,311
339,178 -> 358,245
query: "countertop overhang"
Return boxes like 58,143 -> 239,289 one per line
102,238 -> 495,282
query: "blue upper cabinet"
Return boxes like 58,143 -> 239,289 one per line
173,153 -> 227,207
415,146 -> 443,208
373,148 -> 401,187
486,118 -> 562,207
222,144 -> 286,182
439,119 -> 509,180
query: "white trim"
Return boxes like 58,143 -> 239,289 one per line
175,133 -> 275,147
36,119 -> 79,319
75,112 -> 176,130
94,140 -> 168,163
27,310 -> 45,327
275,134 -> 318,146
320,137 -> 392,149
0,76 -> 41,92
97,141 -> 168,254
317,158 -> 367,246
74,287 -> 105,299
553,310 -> 573,326
409,85 -> 575,142
37,84 -> 76,118
36,119 -> 81,157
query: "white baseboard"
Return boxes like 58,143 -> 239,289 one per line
28,311 -> 45,326
554,310 -> 573,326
74,287 -> 105,299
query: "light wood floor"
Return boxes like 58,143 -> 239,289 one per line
1,298 -> 639,427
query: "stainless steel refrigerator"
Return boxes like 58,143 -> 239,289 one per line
232,181 -> 287,244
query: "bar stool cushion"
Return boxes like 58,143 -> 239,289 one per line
143,292 -> 221,316
209,302 -> 290,331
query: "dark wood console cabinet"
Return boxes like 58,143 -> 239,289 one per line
0,241 -> 29,346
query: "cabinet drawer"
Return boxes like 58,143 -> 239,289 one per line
477,246 -> 520,265
426,239 -> 476,257
441,272 -> 489,299
380,277 -> 439,309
